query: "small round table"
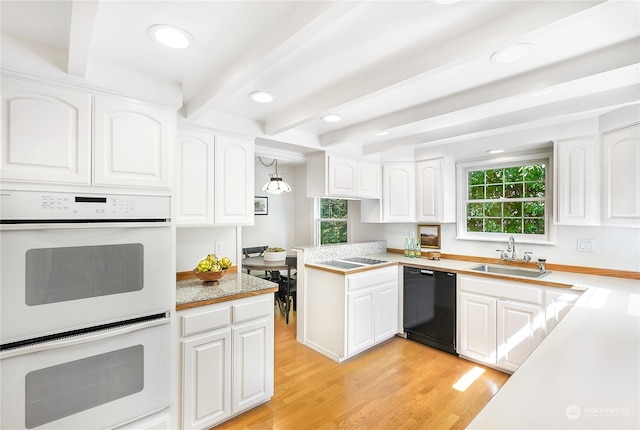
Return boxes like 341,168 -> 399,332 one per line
242,256 -> 293,320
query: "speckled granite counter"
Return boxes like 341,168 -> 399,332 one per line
176,272 -> 278,310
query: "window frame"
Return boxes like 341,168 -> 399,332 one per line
314,198 -> 350,246
456,153 -> 555,245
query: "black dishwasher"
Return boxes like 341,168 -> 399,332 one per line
403,266 -> 457,355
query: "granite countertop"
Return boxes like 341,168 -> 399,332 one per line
176,272 -> 278,311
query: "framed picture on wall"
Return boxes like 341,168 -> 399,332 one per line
254,196 -> 268,215
418,225 -> 441,249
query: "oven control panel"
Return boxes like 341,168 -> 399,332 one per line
0,190 -> 171,221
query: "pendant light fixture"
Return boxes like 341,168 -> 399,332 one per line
259,157 -> 291,194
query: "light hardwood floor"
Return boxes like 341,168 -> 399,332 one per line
215,307 -> 509,429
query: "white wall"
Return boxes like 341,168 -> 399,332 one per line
350,206 -> 640,272
241,158 -> 297,252
175,226 -> 237,272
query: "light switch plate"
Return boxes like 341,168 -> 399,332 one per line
577,238 -> 595,252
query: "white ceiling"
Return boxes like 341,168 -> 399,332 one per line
1,0 -> 639,162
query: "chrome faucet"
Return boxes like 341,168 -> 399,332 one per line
507,236 -> 516,260
497,236 -> 532,262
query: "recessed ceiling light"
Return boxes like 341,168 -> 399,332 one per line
432,0 -> 461,4
147,24 -> 193,49
487,149 -> 505,154
490,43 -> 533,64
249,91 -> 275,103
322,114 -> 342,123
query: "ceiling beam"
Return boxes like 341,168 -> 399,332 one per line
67,0 -> 99,77
184,1 -> 363,120
324,37 -> 640,148
362,84 -> 640,155
263,0 -> 605,136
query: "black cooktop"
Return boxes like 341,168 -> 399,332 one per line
322,260 -> 364,269
341,257 -> 388,265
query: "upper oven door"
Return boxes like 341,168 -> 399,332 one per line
1,224 -> 172,344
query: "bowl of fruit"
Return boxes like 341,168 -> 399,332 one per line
194,254 -> 233,286
264,247 -> 287,261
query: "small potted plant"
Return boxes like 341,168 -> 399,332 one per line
263,247 -> 287,261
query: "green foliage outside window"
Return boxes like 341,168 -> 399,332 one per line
319,199 -> 348,244
466,164 -> 546,235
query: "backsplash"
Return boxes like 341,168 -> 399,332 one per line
298,241 -> 387,263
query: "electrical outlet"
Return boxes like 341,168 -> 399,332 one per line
577,238 -> 595,252
215,242 -> 223,254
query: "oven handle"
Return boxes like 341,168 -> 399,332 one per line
0,221 -> 171,231
0,315 -> 170,359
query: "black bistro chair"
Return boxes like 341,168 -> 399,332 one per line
278,256 -> 297,324
242,246 -> 268,278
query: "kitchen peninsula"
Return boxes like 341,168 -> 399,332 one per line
294,241 -> 639,428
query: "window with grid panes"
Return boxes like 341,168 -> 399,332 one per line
317,198 -> 348,244
459,156 -> 551,242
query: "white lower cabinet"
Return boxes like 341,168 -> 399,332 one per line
304,266 -> 398,362
496,300 -> 545,373
457,275 -> 545,373
178,294 -> 274,430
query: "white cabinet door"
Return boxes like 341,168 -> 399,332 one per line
347,289 -> 375,356
182,330 -> 231,430
214,133 -> 254,225
554,136 -> 600,225
602,124 -> 640,227
93,94 -> 172,188
496,300 -> 545,373
383,162 -> 415,222
356,161 -> 382,199
374,282 -> 398,343
416,158 -> 455,223
328,156 -> 357,197
232,317 -> 274,415
457,292 -> 497,366
175,128 -> 215,225
1,77 -> 91,184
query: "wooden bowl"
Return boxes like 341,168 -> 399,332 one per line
193,269 -> 226,286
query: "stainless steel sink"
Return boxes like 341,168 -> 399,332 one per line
469,264 -> 549,279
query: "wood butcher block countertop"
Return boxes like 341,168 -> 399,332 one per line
176,272 -> 278,311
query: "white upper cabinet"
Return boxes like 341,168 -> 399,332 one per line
93,94 -> 173,189
328,156 -> 357,196
361,162 -> 415,223
175,127 -> 254,226
416,157 -> 456,223
1,76 -> 175,191
1,77 -> 91,184
214,133 -> 254,225
356,161 -> 381,199
602,124 -> 640,227
553,136 -> 601,225
306,152 -> 381,199
175,127 -> 215,225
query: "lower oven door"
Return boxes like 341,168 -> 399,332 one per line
1,318 -> 171,430
1,224 -> 172,344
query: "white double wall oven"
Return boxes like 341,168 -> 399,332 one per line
0,190 -> 173,429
